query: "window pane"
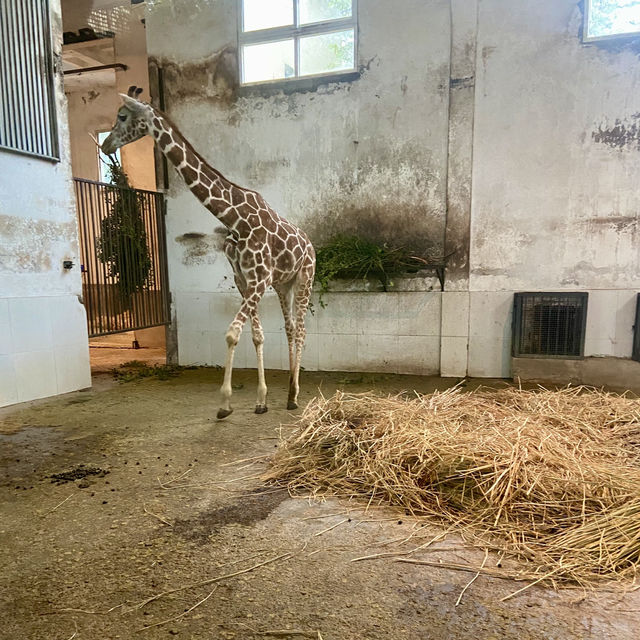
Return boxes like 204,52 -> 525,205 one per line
299,0 -> 352,25
242,0 -> 293,32
588,0 -> 640,38
97,132 -> 121,183
299,29 -> 355,76
242,40 -> 295,83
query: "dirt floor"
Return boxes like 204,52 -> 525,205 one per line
1,368 -> 639,640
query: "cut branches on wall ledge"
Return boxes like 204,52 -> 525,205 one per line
314,235 -> 444,298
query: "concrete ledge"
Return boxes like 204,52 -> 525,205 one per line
512,356 -> 640,394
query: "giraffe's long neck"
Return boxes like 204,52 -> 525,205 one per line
148,107 -> 247,229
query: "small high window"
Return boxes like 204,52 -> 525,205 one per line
512,293 -> 588,359
584,0 -> 640,41
0,0 -> 59,160
238,0 -> 357,85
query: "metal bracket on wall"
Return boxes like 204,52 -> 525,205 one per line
63,63 -> 128,76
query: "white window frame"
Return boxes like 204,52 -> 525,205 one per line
583,0 -> 640,42
238,0 -> 358,86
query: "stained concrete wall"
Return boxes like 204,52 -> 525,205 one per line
0,0 -> 91,407
466,0 -> 640,378
143,0 -> 639,383
146,0 -> 450,374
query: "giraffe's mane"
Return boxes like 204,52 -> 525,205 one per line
152,105 -> 262,198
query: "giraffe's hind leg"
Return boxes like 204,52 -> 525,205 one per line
287,266 -> 314,410
250,309 -> 268,414
275,282 -> 297,407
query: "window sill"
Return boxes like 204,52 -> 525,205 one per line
238,70 -> 360,97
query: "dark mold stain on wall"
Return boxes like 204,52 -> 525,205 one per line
303,201 -> 444,262
593,114 -> 640,150
150,45 -> 240,107
175,230 -> 226,265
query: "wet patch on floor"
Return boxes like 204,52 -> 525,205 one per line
172,487 -> 289,543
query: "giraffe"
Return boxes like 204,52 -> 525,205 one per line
101,87 -> 316,418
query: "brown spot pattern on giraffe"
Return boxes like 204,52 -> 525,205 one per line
141,101 -> 316,412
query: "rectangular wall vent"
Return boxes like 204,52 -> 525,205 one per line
512,293 -> 588,358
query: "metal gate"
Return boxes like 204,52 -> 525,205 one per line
74,178 -> 171,337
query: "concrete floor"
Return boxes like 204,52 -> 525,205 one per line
1,368 -> 639,639
89,332 -> 166,373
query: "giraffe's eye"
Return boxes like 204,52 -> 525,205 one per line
118,113 -> 127,122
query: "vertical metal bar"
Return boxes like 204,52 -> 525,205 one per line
14,0 -> 29,152
4,0 -> 20,150
158,193 -> 171,324
77,182 -> 92,335
93,182 -> 106,334
22,0 -> 39,154
0,1 -> 11,147
39,0 -> 55,157
142,192 -> 152,326
31,0 -> 48,155
41,0 -> 59,157
103,183 -> 117,334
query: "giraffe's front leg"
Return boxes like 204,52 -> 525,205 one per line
217,320 -> 243,419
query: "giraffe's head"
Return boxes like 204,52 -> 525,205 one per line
101,87 -> 152,155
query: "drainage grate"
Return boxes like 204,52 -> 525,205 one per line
512,292 -> 588,358
633,294 -> 640,362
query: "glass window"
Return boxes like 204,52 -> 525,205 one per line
242,0 -> 294,32
299,29 -> 355,76
299,0 -> 352,25
97,131 -> 121,183
242,39 -> 295,84
585,0 -> 640,40
239,0 -> 357,85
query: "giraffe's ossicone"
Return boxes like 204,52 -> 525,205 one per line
102,87 -> 316,417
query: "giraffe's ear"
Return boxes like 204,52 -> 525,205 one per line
119,93 -> 145,113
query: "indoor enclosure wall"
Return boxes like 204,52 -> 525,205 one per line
144,0 -> 640,383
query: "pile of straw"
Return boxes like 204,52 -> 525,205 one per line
265,386 -> 640,586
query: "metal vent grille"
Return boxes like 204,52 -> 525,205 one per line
0,0 -> 59,160
633,294 -> 640,362
512,293 -> 588,358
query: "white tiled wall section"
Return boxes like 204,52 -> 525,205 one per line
0,296 -> 91,406
176,291 -> 442,375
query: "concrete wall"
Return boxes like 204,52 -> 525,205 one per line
146,0 -> 450,374
144,0 -> 639,383
0,0 -> 91,407
466,1 -> 640,378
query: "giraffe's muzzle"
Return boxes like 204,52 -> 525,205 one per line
101,134 -> 117,155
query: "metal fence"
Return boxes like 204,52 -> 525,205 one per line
74,178 -> 171,337
0,0 -> 59,159
512,292 -> 588,358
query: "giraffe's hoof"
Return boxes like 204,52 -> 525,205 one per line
216,408 -> 233,420
254,405 -> 268,414
287,401 -> 298,410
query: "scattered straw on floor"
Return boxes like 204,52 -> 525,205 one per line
264,385 -> 640,588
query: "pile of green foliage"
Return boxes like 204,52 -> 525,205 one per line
96,158 -> 152,306
111,360 -> 183,382
314,235 -> 431,293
